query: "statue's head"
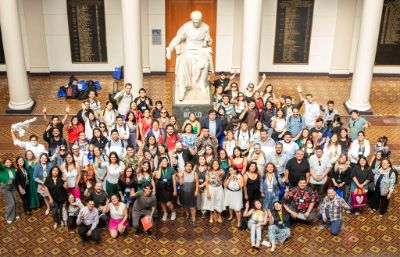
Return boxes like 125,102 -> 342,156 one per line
191,11 -> 202,28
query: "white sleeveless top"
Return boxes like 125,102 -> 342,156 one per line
64,168 -> 78,188
109,202 -> 126,220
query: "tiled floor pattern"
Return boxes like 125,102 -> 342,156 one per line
0,75 -> 399,256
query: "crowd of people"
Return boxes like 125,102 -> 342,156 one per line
0,73 -> 397,251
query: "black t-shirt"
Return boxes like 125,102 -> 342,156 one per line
44,177 -> 68,203
214,78 -> 230,90
285,157 -> 310,186
87,189 -> 108,208
310,127 -> 327,144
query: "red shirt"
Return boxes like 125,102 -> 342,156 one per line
159,133 -> 181,152
66,123 -> 84,144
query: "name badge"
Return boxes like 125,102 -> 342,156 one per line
299,199 -> 304,203
163,179 -> 168,182
199,179 -> 204,183
278,221 -> 283,225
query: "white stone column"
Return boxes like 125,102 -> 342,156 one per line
239,0 -> 263,91
0,0 -> 35,113
345,0 -> 384,113
121,0 -> 143,94
329,0 -> 357,77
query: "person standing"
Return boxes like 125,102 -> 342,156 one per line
15,157 -> 32,216
0,159 -> 19,224
177,162 -> 199,226
223,166 -> 243,227
348,110 -> 370,141
24,150 -> 40,209
319,187 -> 350,235
283,150 -> 310,187
204,160 -> 225,223
77,200 -> 100,243
154,157 -> 177,221
44,167 -> 68,229
370,159 -> 396,216
309,146 -> 331,197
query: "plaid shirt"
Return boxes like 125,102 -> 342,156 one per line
319,195 -> 350,221
288,186 -> 317,213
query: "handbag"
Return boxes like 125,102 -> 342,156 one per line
141,215 -> 153,231
350,188 -> 367,209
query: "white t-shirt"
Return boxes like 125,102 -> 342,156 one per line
309,154 -> 331,185
14,139 -> 47,159
303,101 -> 320,128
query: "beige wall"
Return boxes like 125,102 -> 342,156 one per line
0,0 -> 399,74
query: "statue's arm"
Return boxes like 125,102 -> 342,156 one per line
167,26 -> 186,51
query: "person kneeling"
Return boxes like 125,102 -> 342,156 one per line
319,187 -> 350,235
132,184 -> 156,236
103,194 -> 128,239
77,200 -> 100,243
284,177 -> 317,223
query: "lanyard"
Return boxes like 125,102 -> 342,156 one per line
278,211 -> 283,222
161,168 -> 168,180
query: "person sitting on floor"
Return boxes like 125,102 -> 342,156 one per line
284,177 -> 317,223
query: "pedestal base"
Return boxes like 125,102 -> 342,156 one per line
6,100 -> 36,114
343,102 -> 373,115
173,85 -> 212,125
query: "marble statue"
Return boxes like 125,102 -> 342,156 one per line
166,11 -> 214,102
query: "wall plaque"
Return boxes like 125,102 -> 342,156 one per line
152,29 -> 162,45
67,0 -> 107,63
273,0 -> 314,64
0,28 -> 5,64
375,0 -> 400,65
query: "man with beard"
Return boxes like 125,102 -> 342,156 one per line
43,127 -> 67,156
319,187 -> 349,235
247,143 -> 267,176
11,132 -> 47,159
83,182 -> 109,228
284,177 -> 316,223
310,118 -> 328,147
283,150 -> 310,187
286,107 -> 305,139
77,200 -> 100,243
266,143 -> 289,184
195,127 -> 218,156
159,124 -> 181,153
171,142 -> 196,173
251,129 -> 275,156
279,132 -> 299,159
132,184 -> 156,236
281,87 -> 304,117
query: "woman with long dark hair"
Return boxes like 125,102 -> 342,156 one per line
154,157 -> 177,222
99,152 -> 125,195
60,153 -> 81,199
349,156 -> 373,215
15,156 -> 32,215
0,158 -> 19,224
44,166 -> 68,229
126,111 -> 138,151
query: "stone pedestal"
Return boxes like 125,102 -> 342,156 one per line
173,84 -> 212,125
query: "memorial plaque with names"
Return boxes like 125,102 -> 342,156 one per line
273,0 -> 314,64
375,0 -> 400,65
67,0 -> 107,63
0,28 -> 5,64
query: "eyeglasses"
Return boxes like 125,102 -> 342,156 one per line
161,111 -> 167,114
318,160 -> 321,166
60,149 -> 66,151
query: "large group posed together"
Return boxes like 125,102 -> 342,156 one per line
0,73 -> 397,251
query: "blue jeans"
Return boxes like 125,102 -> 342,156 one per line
320,210 -> 342,235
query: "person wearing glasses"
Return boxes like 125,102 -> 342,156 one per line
309,146 -> 331,198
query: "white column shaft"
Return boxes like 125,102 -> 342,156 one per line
346,0 -> 384,111
240,0 -> 263,91
121,0 -> 143,94
0,0 -> 34,111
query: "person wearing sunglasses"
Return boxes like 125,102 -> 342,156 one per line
309,146 -> 331,198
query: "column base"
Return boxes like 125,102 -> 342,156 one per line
6,100 -> 36,114
343,101 -> 373,115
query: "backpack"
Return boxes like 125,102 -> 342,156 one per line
389,167 -> 398,185
112,66 -> 124,80
236,129 -> 251,141
57,87 -> 67,98
162,131 -> 178,144
77,90 -> 89,100
107,140 -> 125,149
288,115 -> 302,124
77,80 -> 88,91
66,84 -> 78,99
114,123 -> 128,132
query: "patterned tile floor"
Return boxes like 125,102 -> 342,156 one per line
0,74 -> 399,256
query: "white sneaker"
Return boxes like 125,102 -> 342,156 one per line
354,211 -> 360,216
6,220 -> 12,224
171,211 -> 176,221
162,212 -> 168,222
261,240 -> 271,247
346,210 -> 351,214
15,216 -> 20,220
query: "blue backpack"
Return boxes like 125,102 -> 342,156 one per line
112,66 -> 124,80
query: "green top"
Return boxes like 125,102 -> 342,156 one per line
0,163 -> 16,185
